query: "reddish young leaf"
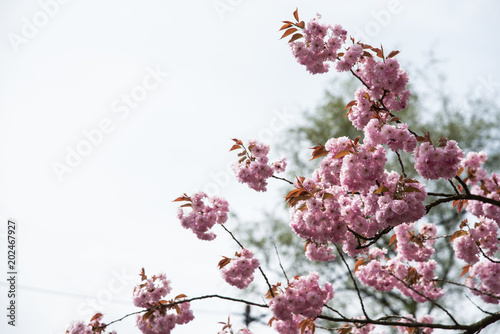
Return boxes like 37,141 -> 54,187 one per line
460,218 -> 469,229
449,230 -> 468,243
281,27 -> 298,39
322,192 -> 334,200
175,294 -> 187,300
404,186 -> 422,193
460,264 -> 472,278
371,47 -> 383,58
437,136 -> 448,148
297,21 -> 305,29
90,313 -> 103,322
456,166 -> 464,177
374,185 -> 390,194
265,283 -> 281,299
139,268 -> 147,281
338,325 -> 353,334
334,149 -> 351,159
279,22 -> 293,31
231,138 -> 243,145
309,145 -> 329,161
344,100 -> 357,110
337,52 -> 345,57
173,193 -> 190,202
218,256 -> 232,269
289,33 -> 304,43
354,258 -> 368,273
299,318 -> 316,334
362,51 -> 373,58
387,50 -> 400,58
453,199 -> 468,213
229,144 -> 241,151
388,234 -> 397,247
142,309 -> 155,321
406,267 -> 422,285
293,8 -> 299,21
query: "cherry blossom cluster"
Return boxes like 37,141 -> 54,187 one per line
231,139 -> 287,192
176,192 -> 229,241
285,15 -> 471,185
219,249 -> 260,289
132,270 -> 194,334
460,152 -> 500,224
414,139 -> 464,180
466,261 -> 500,304
269,272 -> 334,322
289,15 -> 347,74
289,169 -> 427,257
394,223 -> 437,262
364,119 -> 416,153
66,314 -> 116,334
305,241 -> 336,262
452,217 -> 499,264
356,248 -> 443,302
271,314 -> 310,334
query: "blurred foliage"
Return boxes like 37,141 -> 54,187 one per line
233,59 -> 500,327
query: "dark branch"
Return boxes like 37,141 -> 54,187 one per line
426,194 -> 500,214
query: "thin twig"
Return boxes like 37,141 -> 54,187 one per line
334,244 -> 370,320
389,273 -> 460,325
455,175 -> 471,195
448,179 -> 460,195
221,224 -> 245,249
274,243 -> 289,285
221,224 -> 275,297
323,304 -> 349,320
426,194 -> 500,214
465,295 -> 495,316
478,245 -> 500,263
433,279 -> 500,301
395,151 -> 406,178
105,294 -> 268,327
271,174 -> 294,185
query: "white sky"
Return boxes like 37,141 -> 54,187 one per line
1,1 -> 499,334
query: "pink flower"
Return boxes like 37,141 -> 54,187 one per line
269,272 -> 333,321
177,192 -> 229,241
133,270 -> 194,334
414,140 -> 464,180
232,139 -> 286,192
220,249 -> 260,289
305,242 -> 336,262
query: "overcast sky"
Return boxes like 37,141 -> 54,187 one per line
1,1 -> 500,334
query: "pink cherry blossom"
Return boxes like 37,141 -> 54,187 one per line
220,249 -> 260,289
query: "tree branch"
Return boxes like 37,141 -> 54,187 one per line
426,194 -> 500,214
221,224 -> 275,297
105,294 -> 268,327
334,244 -> 370,320
272,174 -> 294,185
